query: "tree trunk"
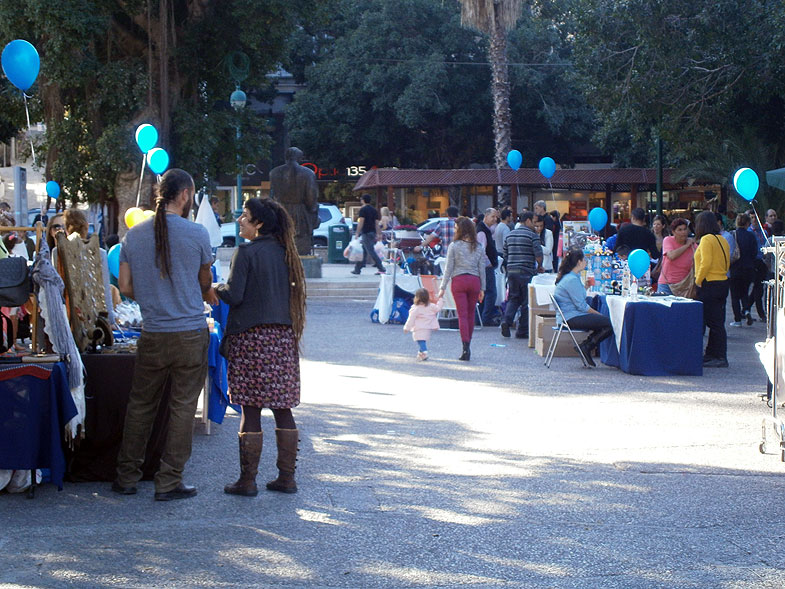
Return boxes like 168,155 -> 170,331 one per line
488,15 -> 512,205
115,167 -> 155,239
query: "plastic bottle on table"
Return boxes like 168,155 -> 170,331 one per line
621,265 -> 630,297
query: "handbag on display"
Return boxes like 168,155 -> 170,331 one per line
0,256 -> 31,307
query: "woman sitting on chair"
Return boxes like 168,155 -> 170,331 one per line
553,249 -> 613,367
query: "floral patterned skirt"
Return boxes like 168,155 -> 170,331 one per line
226,324 -> 300,409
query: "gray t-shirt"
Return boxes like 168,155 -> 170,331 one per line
120,215 -> 212,332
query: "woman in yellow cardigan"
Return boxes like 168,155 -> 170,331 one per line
693,211 -> 730,367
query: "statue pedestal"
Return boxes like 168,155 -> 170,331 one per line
301,255 -> 322,278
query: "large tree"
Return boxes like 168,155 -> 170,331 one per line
286,0 -> 494,169
285,0 -> 594,172
571,0 -> 785,173
0,1 -> 308,231
506,0 -> 595,167
458,0 -> 522,171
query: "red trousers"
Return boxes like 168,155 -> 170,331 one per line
451,274 -> 481,343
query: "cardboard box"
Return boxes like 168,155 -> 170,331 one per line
534,323 -> 590,357
535,315 -> 557,340
528,284 -> 553,346
529,311 -> 555,347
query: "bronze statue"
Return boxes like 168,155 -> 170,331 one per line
269,147 -> 319,255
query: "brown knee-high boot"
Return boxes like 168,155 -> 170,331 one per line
224,432 -> 262,496
266,428 -> 299,493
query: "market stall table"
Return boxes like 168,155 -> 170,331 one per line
65,328 -> 229,482
0,362 -> 74,491
592,294 -> 704,376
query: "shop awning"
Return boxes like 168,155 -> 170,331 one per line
766,167 -> 785,192
354,167 -> 681,192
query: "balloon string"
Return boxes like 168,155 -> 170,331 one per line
751,202 -> 771,248
22,92 -> 36,166
136,155 -> 145,207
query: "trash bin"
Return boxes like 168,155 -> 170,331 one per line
328,224 -> 351,263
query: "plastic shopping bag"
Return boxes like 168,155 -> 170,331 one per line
344,238 -> 364,262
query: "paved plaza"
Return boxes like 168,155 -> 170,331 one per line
2,273 -> 785,588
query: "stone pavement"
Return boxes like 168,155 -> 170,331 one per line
2,293 -> 785,588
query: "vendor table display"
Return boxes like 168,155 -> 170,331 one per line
65,328 -> 229,482
0,363 -> 74,490
592,294 -> 703,376
65,352 -> 169,482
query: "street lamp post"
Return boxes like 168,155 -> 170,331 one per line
230,86 -> 247,244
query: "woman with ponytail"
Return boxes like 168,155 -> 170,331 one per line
552,249 -> 613,367
212,197 -> 306,496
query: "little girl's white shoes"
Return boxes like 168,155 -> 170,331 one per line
416,351 -> 428,361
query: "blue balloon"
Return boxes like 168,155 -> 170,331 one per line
1,40 -> 40,92
627,249 -> 650,280
507,149 -> 522,171
146,147 -> 169,175
107,244 -> 121,279
733,167 -> 759,201
588,207 -> 608,232
135,124 -> 158,154
539,156 -> 556,179
45,181 -> 60,198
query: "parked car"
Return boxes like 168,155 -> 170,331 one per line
27,208 -> 58,227
344,217 -> 358,235
417,217 -> 448,238
220,221 -> 237,247
312,203 -> 347,248
220,203 -> 347,248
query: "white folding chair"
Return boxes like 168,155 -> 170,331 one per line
544,293 -> 592,368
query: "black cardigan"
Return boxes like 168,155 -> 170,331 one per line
215,235 -> 291,335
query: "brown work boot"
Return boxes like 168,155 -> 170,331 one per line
266,428 -> 299,494
224,432 -> 262,497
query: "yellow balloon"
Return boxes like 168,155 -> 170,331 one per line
124,207 -> 146,228
143,209 -> 155,219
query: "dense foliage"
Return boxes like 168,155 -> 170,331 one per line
3,0 -> 785,213
572,0 -> 785,171
285,0 -> 593,169
0,0 -> 309,206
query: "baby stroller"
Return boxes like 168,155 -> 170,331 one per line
407,244 -> 441,276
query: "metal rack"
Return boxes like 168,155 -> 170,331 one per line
760,237 -> 785,459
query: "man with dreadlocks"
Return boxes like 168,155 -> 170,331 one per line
113,168 -> 214,501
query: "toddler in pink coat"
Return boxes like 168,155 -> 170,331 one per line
403,288 -> 444,361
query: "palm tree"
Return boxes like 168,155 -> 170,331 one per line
458,0 -> 523,171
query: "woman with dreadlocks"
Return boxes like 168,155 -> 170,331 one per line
212,197 -> 306,497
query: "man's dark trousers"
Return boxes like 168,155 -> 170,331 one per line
481,266 -> 497,324
355,232 -> 385,273
503,272 -> 534,336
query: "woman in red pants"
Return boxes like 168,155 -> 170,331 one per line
438,217 -> 486,360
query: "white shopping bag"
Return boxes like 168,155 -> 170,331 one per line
345,238 -> 364,262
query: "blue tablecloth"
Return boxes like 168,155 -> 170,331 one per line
592,295 -> 704,376
0,363 -> 75,490
207,323 -> 237,424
